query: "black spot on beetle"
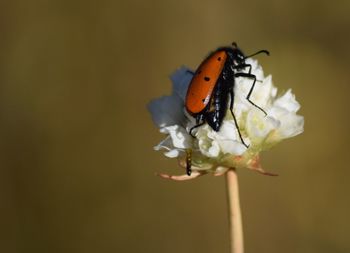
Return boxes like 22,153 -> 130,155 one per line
202,98 -> 205,102
204,76 -> 210,81
217,57 -> 221,61
197,70 -> 202,74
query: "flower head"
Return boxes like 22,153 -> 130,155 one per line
148,58 -> 304,180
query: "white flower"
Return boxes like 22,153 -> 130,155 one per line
197,121 -> 247,158
148,59 -> 304,179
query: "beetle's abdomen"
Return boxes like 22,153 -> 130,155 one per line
205,79 -> 230,131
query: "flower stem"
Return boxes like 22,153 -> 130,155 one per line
225,168 -> 244,253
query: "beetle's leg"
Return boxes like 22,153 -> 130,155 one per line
232,63 -> 252,74
186,149 -> 192,176
229,89 -> 249,148
234,72 -> 267,116
189,122 -> 205,137
189,114 -> 205,137
233,64 -> 263,82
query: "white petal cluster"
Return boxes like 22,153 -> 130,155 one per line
148,59 -> 304,174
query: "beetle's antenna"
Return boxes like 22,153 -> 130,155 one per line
231,42 -> 238,48
245,50 -> 270,59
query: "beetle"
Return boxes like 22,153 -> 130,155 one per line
184,42 -> 269,175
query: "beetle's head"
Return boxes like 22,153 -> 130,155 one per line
230,42 -> 246,65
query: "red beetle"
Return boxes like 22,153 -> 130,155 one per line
184,42 -> 269,175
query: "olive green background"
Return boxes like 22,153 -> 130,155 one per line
0,1 -> 349,252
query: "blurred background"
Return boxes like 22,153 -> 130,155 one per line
0,0 -> 349,252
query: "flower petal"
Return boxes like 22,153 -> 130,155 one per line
163,125 -> 192,149
164,149 -> 181,158
273,89 -> 300,113
170,66 -> 194,101
268,106 -> 304,139
157,170 -> 206,181
246,109 -> 280,142
154,135 -> 173,151
218,140 -> 247,156
148,95 -> 185,128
